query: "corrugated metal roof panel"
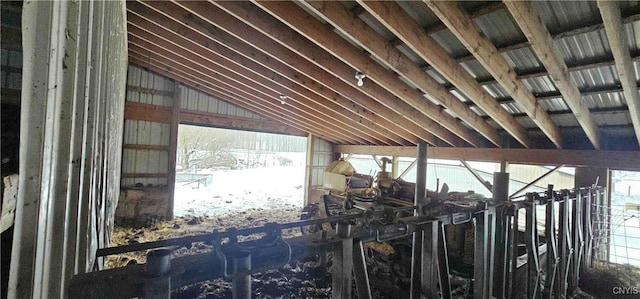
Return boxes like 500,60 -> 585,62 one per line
474,9 -> 524,45
460,59 -> 491,79
396,43 -> 423,64
358,11 -> 395,40
426,69 -> 449,84
516,116 -> 537,129
502,47 -> 542,72
625,20 -> 640,51
500,101 -> 524,115
532,1 -> 600,31
555,29 -> 610,63
430,30 -> 469,58
570,66 -> 618,89
539,97 -> 570,112
469,104 -> 488,117
523,76 -> 558,94
583,91 -> 626,109
482,83 -> 510,98
450,89 -> 473,103
551,114 -> 580,127
592,111 -> 631,126
397,1 -> 439,28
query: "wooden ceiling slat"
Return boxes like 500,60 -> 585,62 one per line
505,1 -> 601,150
241,2 -> 484,146
357,0 -> 530,148
128,54 -> 346,144
206,1 -> 472,147
425,1 -> 563,149
127,38 -> 364,145
598,1 -> 640,147
127,3 -> 403,146
300,0 -> 501,147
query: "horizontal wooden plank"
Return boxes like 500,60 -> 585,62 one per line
124,101 -> 172,123
126,85 -> 174,97
122,144 -> 169,151
121,173 -> 169,178
334,145 -> 640,171
180,109 -> 307,136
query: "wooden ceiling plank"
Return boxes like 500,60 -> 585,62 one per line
300,1 -> 501,147
504,1 -> 601,149
334,145 -> 640,171
128,4 -> 404,146
127,39 -> 364,145
357,0 -> 530,148
246,1 -> 484,146
128,55 -> 346,144
598,1 -> 640,147
425,0 -> 563,149
206,1 -> 473,147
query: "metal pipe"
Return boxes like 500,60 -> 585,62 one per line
492,172 -> 509,298
411,142 -> 428,299
353,239 -> 372,299
231,250 -> 251,299
415,141 -> 428,213
143,249 -> 172,299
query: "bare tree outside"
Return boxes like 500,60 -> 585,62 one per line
177,125 -> 236,171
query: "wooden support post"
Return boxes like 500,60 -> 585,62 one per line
166,82 -> 181,220
332,238 -> 353,299
392,156 -> 399,179
303,134 -> 315,206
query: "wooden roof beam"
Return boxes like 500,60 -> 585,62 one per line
128,49 -> 357,144
129,2 -> 408,146
127,36 -> 365,145
136,2 -> 442,147
598,1 -> 640,146
425,0 -> 562,149
299,1 -> 501,147
210,1 -> 476,147
357,0 -> 530,148
127,7 -> 381,145
505,1 -> 601,149
335,145 -> 640,171
127,56 -> 344,144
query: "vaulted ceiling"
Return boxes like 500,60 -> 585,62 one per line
126,1 -> 640,151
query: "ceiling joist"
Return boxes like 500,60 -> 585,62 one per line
425,0 -> 563,148
598,0 -> 640,147
504,1 -> 601,149
357,0 -> 530,148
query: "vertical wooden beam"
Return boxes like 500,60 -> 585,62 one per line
304,134 -> 315,206
598,1 -> 640,147
504,1 -> 601,149
392,156 -> 399,179
166,82 -> 181,220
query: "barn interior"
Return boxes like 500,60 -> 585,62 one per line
2,0 -> 640,298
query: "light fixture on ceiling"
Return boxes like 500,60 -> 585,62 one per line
279,94 -> 287,105
355,71 -> 366,87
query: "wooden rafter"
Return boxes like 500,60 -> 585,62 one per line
504,1 -> 601,149
129,2 -> 406,146
250,1 -> 489,147
208,1 -> 476,147
334,145 -> 640,171
357,0 -> 530,148
126,15 -> 370,145
598,1 -> 640,147
127,39 -> 362,144
299,0 -> 501,147
128,55 -> 344,144
425,0 -> 563,149
134,1 -> 438,147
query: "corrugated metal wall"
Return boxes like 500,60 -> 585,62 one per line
180,87 -> 266,120
121,65 -> 175,187
305,136 -> 335,205
9,1 -> 128,298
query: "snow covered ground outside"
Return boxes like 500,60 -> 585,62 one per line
174,166 -> 306,217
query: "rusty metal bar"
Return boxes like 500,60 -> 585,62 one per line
509,165 -> 563,199
437,223 -> 452,299
474,206 -> 492,299
492,172 -> 509,298
544,185 -> 558,298
353,239 -> 372,299
525,197 -> 541,298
